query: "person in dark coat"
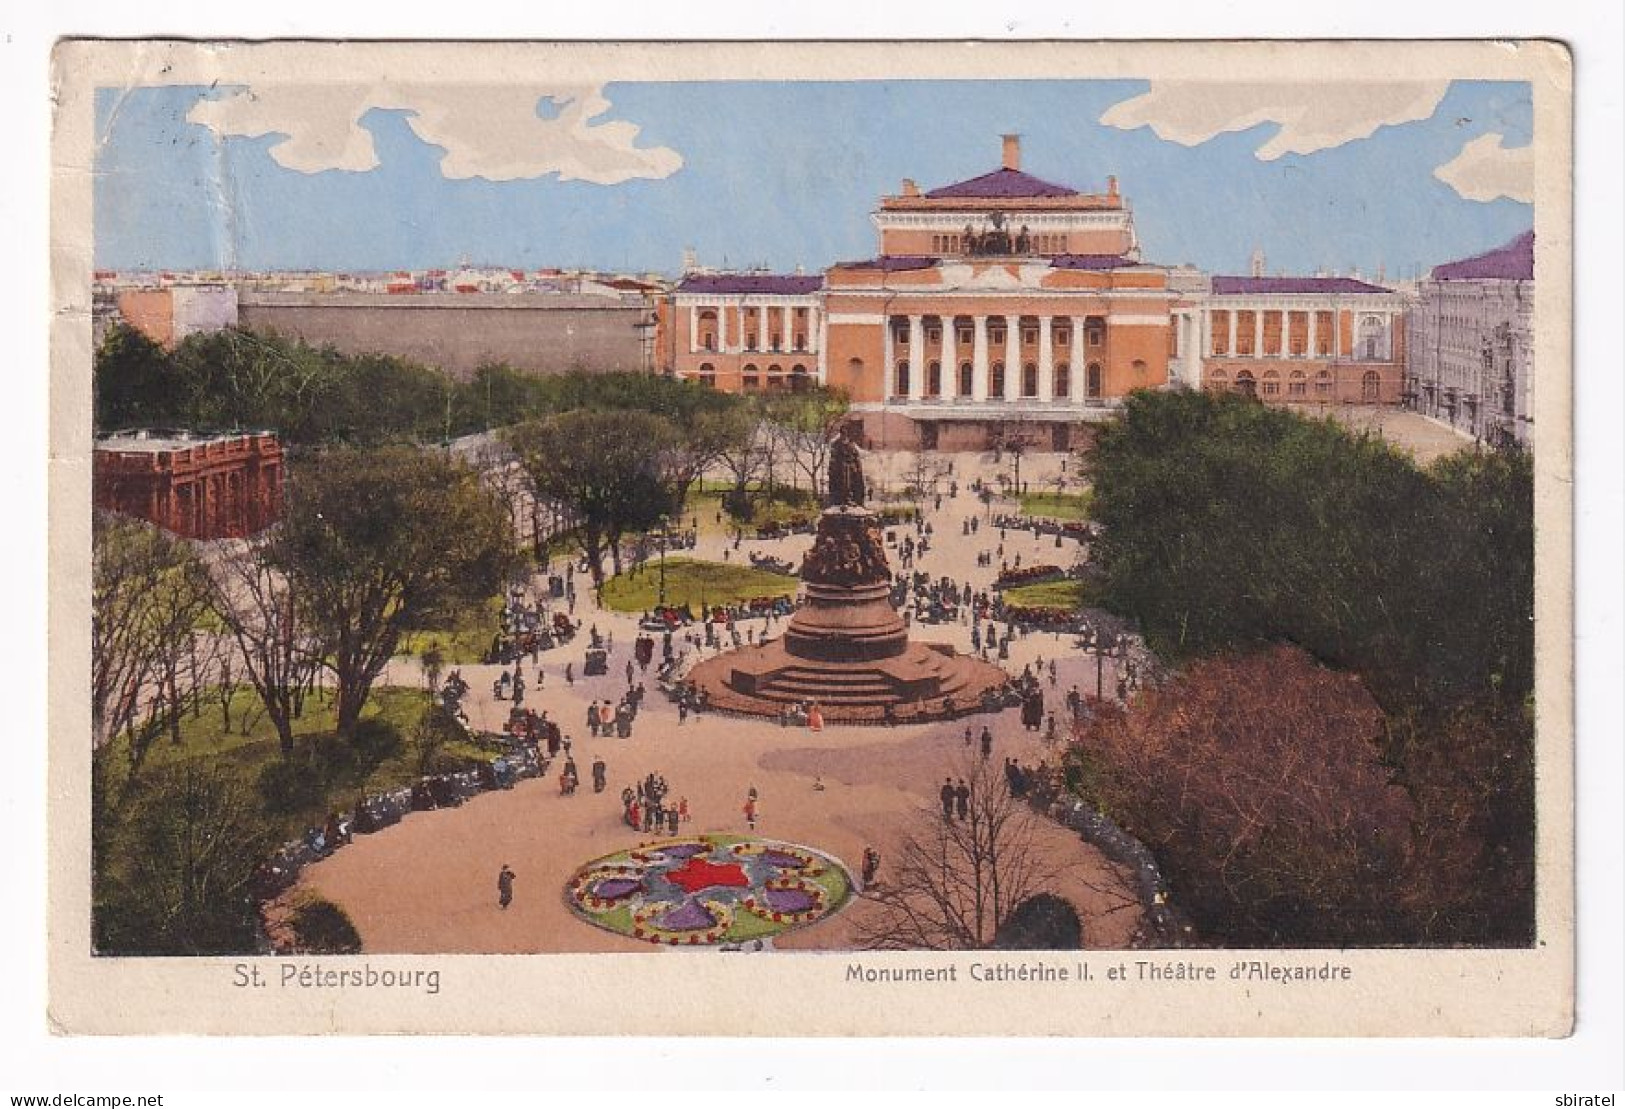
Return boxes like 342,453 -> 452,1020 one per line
940,777 -> 956,820
979,725 -> 994,759
497,864 -> 516,909
955,780 -> 970,821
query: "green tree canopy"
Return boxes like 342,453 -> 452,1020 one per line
269,445 -> 517,739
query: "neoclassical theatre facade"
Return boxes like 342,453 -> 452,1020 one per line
668,136 -> 1413,450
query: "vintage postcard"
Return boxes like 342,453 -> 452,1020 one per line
48,39 -> 1574,1036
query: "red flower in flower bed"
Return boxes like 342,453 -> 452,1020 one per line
665,857 -> 750,893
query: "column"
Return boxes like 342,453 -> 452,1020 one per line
1227,309 -> 1237,355
941,316 -> 958,399
883,316 -> 894,396
907,315 -> 925,401
1037,316 -> 1055,401
1003,314 -> 1020,402
1070,316 -> 1086,401
1253,308 -> 1264,359
971,315 -> 990,402
688,306 -> 698,353
757,304 -> 769,353
1278,310 -> 1289,358
1307,309 -> 1317,359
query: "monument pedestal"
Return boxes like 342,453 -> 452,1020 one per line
687,506 -> 1008,724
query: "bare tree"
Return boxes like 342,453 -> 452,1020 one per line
855,755 -> 1056,950
91,513 -> 212,770
765,388 -> 850,498
205,537 -> 322,759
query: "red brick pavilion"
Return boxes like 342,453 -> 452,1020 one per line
93,430 -> 284,540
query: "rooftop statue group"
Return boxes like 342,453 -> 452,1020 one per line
961,212 -> 1035,257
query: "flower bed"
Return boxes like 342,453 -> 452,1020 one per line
993,564 -> 1066,589
564,833 -> 853,946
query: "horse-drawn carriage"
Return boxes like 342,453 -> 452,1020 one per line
582,647 -> 609,677
748,552 -> 797,576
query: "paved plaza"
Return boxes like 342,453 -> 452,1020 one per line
287,451 -> 1144,953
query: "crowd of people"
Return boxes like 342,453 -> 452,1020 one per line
622,771 -> 687,836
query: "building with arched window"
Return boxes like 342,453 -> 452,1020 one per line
1169,272 -> 1411,408
670,272 -> 825,392
1404,230 -> 1533,448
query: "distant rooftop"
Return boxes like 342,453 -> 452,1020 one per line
1431,230 -> 1534,282
830,256 -> 939,272
676,274 -> 824,295
1210,275 -> 1395,296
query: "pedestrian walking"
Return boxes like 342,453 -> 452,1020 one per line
955,779 -> 970,821
497,864 -> 516,909
980,725 -> 993,760
565,662 -> 574,686
940,777 -> 955,820
743,796 -> 758,830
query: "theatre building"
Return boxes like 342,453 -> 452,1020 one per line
825,136 -> 1175,450
93,430 -> 284,541
1175,272 -> 1410,406
669,274 -> 825,394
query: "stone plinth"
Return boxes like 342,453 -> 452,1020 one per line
687,506 -> 1008,724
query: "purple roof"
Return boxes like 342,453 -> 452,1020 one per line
1049,254 -> 1138,271
1211,275 -> 1393,296
831,255 -> 938,272
925,168 -> 1079,200
1431,230 -> 1534,281
677,273 -> 823,295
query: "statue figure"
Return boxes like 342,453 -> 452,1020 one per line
1015,225 -> 1032,254
826,426 -> 867,508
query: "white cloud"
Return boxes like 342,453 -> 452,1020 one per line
1099,80 -> 1450,160
1432,132 -> 1534,204
186,83 -> 683,184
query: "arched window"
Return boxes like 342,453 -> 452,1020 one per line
895,361 -> 910,397
767,364 -> 785,392
1022,362 -> 1039,397
1208,369 -> 1228,394
697,309 -> 718,352
927,361 -> 942,397
1288,369 -> 1307,398
1315,369 -> 1333,396
790,365 -> 810,394
1131,359 -> 1147,375
1262,369 -> 1280,397
991,362 -> 1006,397
1362,370 -> 1381,402
1086,362 -> 1103,398
959,362 -> 974,396
1235,369 -> 1257,397
1359,315 -> 1387,361
742,364 -> 760,392
1054,363 -> 1071,398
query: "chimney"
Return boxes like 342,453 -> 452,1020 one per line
1107,175 -> 1119,198
1001,134 -> 1021,171
901,178 -> 920,197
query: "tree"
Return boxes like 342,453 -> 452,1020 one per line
94,762 -> 277,956
204,537 -> 322,759
93,323 -> 188,432
506,410 -> 679,585
855,755 -> 1055,950
269,446 -> 516,741
764,387 -> 850,497
1066,646 -> 1417,946
91,513 -> 211,768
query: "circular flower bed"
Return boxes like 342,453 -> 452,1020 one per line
565,834 -> 853,946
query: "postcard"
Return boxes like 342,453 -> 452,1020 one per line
48,38 -> 1573,1036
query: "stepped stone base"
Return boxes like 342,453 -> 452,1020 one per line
687,639 -> 1010,725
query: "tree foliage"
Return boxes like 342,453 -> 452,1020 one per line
93,762 -> 277,956
1068,647 -> 1416,946
268,446 -> 516,739
505,410 -> 680,585
1089,390 -> 1533,711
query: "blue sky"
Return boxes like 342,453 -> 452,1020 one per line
93,79 -> 1533,280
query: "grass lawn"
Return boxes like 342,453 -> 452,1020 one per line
1018,490 -> 1093,521
1003,578 -> 1087,609
397,594 -> 504,665
98,684 -> 493,840
599,557 -> 797,614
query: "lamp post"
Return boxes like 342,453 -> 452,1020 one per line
656,517 -> 670,607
